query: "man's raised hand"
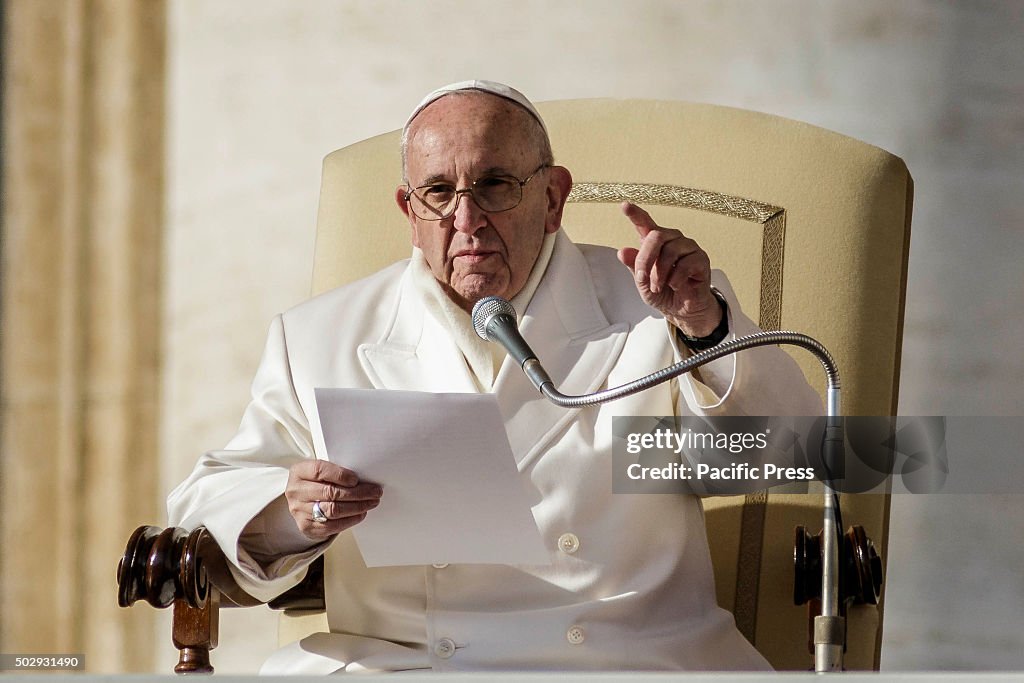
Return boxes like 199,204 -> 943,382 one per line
616,201 -> 721,338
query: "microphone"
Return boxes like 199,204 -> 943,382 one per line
471,296 -> 553,391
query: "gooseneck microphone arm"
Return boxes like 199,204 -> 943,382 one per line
544,330 -> 838,407
472,295 -> 846,672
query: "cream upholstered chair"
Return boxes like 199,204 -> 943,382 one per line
118,98 -> 912,672
302,99 -> 913,671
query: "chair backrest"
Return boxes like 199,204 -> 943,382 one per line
311,99 -> 913,670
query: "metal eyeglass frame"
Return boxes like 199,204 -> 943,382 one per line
402,163 -> 550,220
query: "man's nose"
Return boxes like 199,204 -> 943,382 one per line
451,191 -> 487,235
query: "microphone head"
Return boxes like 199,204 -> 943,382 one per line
471,296 -> 516,341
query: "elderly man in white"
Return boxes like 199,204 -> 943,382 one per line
168,81 -> 821,673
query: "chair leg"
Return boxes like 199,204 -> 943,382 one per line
171,589 -> 219,674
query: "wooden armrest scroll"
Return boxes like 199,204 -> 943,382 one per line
118,525 -> 326,674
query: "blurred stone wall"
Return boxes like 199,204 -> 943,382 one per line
1,0 -> 165,673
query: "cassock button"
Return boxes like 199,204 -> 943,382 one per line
434,637 -> 456,659
566,625 -> 585,645
432,563 -> 449,569
558,532 -> 580,554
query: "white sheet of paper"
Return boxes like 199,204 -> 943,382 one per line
313,388 -> 548,567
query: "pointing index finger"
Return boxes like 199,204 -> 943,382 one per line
621,201 -> 659,238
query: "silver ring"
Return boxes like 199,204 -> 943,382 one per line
311,500 -> 328,523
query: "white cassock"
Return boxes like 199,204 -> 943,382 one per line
168,229 -> 822,674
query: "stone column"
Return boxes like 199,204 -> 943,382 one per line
1,0 -> 165,672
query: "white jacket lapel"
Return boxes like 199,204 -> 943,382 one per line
493,232 -> 628,470
357,269 -> 478,394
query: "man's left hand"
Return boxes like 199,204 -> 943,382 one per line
616,201 -> 722,337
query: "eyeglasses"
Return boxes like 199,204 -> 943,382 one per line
402,163 -> 550,221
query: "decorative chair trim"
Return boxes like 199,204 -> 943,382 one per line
567,182 -> 785,332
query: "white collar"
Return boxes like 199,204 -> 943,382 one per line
408,231 -> 558,391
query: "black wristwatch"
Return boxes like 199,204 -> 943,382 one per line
677,289 -> 729,351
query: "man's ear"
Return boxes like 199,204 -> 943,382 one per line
395,186 -> 420,247
544,166 -> 573,234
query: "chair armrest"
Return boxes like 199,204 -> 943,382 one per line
117,525 -> 326,674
